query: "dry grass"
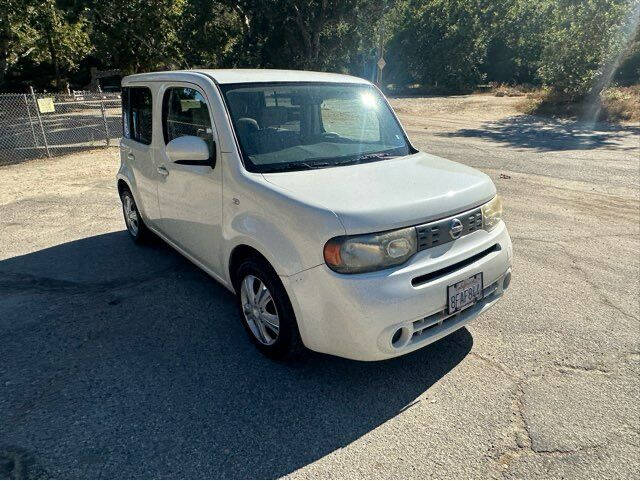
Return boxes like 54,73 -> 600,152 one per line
515,85 -> 640,123
489,83 -> 537,98
600,86 -> 640,122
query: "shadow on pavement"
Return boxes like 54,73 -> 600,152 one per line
438,115 -> 640,151
0,231 -> 472,478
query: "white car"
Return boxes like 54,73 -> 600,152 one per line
117,69 -> 512,361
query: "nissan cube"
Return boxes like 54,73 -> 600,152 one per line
117,69 -> 513,361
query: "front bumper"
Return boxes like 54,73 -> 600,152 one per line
281,221 -> 513,361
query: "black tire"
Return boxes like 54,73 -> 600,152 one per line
234,257 -> 305,360
120,188 -> 151,243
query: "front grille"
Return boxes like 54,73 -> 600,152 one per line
415,207 -> 483,251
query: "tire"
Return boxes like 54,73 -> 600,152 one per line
235,257 -> 304,360
120,188 -> 151,243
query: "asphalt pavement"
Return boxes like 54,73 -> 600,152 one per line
0,95 -> 638,478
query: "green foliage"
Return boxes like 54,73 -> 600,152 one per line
86,0 -> 188,72
537,0 -> 638,98
385,0 -> 490,91
480,0 -> 551,84
616,33 -> 640,85
1,0 -> 638,93
221,0 -> 390,72
1,0 -> 91,89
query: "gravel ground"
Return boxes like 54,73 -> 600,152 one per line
0,94 -> 638,479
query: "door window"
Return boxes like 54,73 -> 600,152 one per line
162,87 -> 214,152
121,86 -> 153,145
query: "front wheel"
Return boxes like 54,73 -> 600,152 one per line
235,258 -> 304,360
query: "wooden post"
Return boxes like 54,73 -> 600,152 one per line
30,86 -> 50,157
23,94 -> 39,148
97,85 -> 110,147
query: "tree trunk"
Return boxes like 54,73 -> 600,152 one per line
0,21 -> 10,87
292,0 -> 328,68
45,32 -> 61,90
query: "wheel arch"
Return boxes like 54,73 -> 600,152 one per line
228,244 -> 276,291
117,178 -> 130,198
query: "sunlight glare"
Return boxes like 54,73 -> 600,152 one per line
360,91 -> 378,109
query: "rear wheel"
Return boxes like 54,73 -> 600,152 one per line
121,189 -> 150,243
235,257 -> 304,359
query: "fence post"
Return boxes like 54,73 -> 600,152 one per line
30,86 -> 50,157
23,94 -> 39,148
97,85 -> 110,147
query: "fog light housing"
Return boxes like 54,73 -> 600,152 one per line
502,271 -> 511,290
391,328 -> 403,345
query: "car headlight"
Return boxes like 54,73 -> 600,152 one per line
324,227 -> 418,274
482,195 -> 503,232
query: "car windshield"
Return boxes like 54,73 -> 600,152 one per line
220,82 -> 412,173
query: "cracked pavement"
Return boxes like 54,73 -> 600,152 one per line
1,94 -> 639,478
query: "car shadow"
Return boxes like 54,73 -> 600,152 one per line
437,114 -> 640,152
0,231 -> 472,478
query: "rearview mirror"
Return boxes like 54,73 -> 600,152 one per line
166,136 -> 214,167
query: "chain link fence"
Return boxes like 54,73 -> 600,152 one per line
0,89 -> 122,166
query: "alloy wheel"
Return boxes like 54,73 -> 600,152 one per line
240,274 -> 280,345
123,194 -> 139,237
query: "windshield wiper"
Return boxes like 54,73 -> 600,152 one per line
263,161 -> 332,172
261,152 -> 399,173
329,151 -> 399,166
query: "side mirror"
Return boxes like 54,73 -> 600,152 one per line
166,135 -> 215,168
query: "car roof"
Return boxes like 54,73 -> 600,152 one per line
122,69 -> 371,86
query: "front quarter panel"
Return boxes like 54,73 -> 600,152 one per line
221,152 -> 346,281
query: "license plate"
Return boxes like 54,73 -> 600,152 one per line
447,273 -> 483,314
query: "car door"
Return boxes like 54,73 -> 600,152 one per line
120,85 -> 160,223
156,83 -> 224,276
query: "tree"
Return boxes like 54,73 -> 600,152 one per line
537,0 -> 639,98
0,0 -> 36,87
219,0 -> 390,72
480,0 -> 551,85
386,0 -> 490,91
86,0 -> 188,73
1,0 -> 90,90
31,0 -> 92,89
179,0 -> 242,68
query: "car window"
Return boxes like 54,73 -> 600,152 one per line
163,87 -> 214,153
122,86 -> 152,145
122,87 -> 130,139
321,98 -> 380,142
220,82 -> 410,173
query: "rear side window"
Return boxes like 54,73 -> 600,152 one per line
121,86 -> 153,145
162,87 -> 214,152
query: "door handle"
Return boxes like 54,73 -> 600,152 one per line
157,165 -> 169,176
127,153 -> 135,161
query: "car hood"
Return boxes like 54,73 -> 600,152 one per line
261,151 -> 496,234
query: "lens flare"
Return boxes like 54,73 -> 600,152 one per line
584,1 -> 640,125
360,91 -> 378,108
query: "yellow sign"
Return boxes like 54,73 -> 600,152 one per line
37,97 -> 55,113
